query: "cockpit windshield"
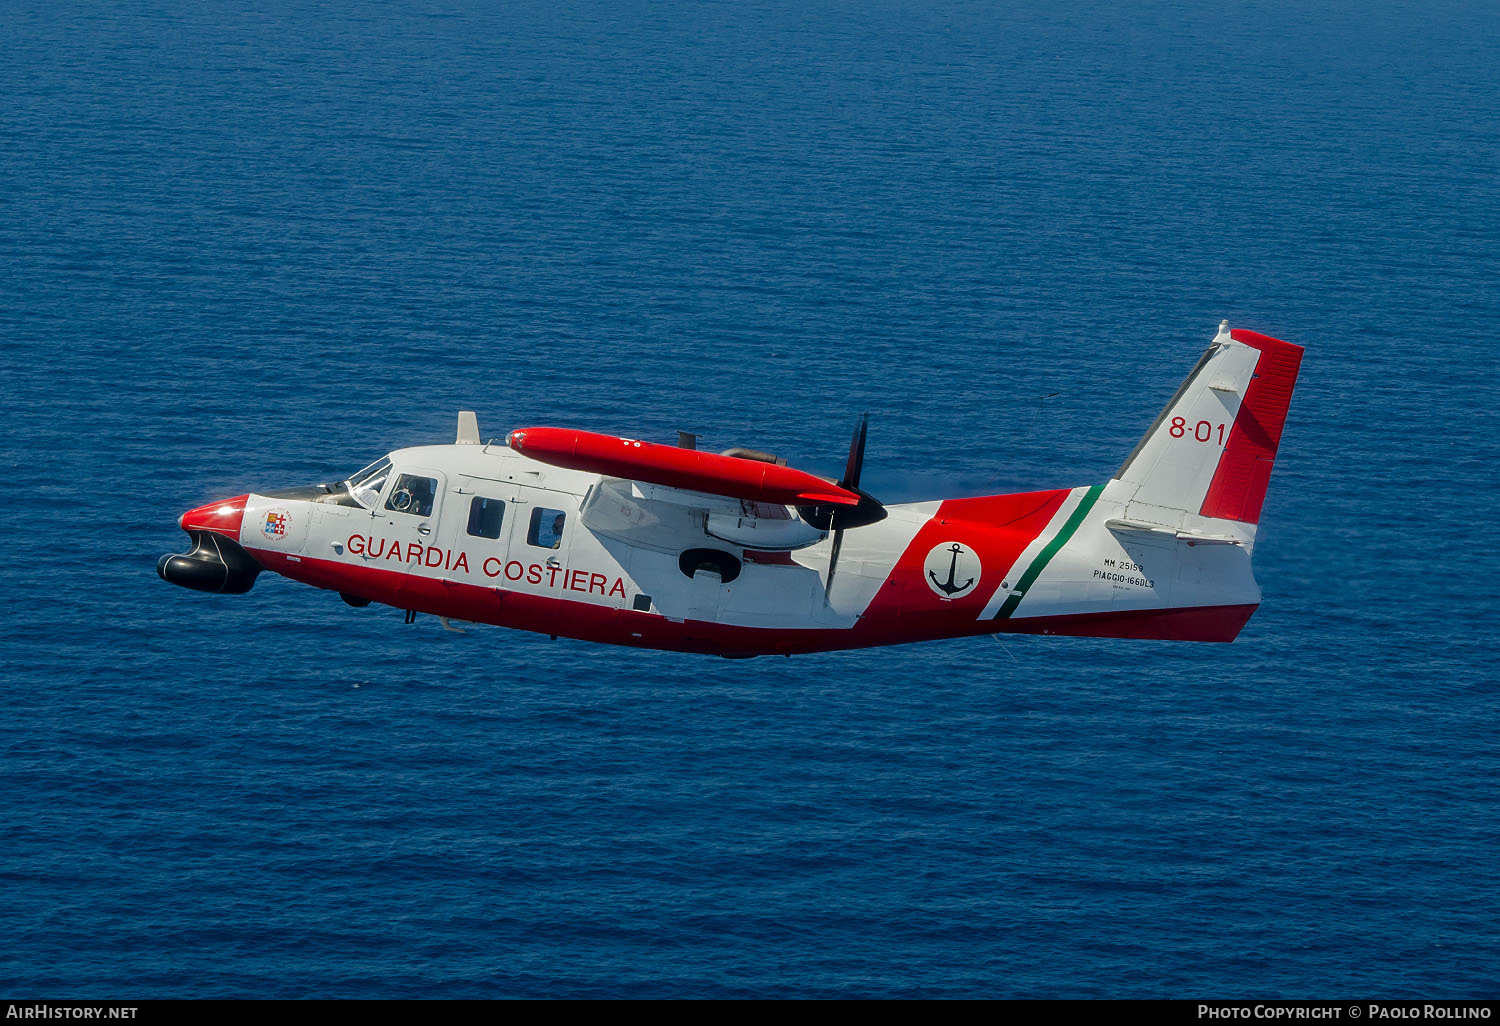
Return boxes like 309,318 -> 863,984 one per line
346,457 -> 392,509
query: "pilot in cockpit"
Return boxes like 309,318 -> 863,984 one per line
387,474 -> 436,518
409,478 -> 434,518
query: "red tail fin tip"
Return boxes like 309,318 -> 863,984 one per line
1198,330 -> 1304,524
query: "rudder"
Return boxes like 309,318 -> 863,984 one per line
1199,329 -> 1304,523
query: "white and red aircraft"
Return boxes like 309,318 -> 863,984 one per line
160,322 -> 1302,657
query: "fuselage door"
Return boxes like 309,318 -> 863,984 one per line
498,486 -> 576,599
370,467 -> 448,604
437,477 -> 516,617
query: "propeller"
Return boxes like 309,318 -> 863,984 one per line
797,413 -> 887,601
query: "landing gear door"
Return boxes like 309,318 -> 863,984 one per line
687,568 -> 723,623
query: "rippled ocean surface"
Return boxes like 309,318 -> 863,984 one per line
3,0 -> 1497,999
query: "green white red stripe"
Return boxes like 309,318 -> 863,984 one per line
983,484 -> 1105,620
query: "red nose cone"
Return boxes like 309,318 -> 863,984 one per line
179,494 -> 249,539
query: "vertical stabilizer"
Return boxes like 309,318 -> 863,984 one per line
1114,321 -> 1303,525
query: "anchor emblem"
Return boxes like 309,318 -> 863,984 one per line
926,542 -> 978,598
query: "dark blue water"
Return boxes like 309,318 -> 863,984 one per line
4,0 -> 1497,998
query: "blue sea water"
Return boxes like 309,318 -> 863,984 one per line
3,0 -> 1498,999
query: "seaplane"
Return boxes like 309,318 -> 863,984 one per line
159,322 -> 1302,657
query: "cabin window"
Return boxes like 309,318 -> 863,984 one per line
346,457 -> 392,509
528,508 -> 567,548
467,496 -> 506,539
385,474 -> 437,517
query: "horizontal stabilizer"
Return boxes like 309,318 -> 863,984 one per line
1105,518 -> 1244,546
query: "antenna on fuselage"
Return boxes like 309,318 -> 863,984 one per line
456,411 -> 481,445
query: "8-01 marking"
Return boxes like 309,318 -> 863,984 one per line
1170,417 -> 1227,444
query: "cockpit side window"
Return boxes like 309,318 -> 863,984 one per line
347,457 -> 392,509
385,474 -> 437,517
528,508 -> 566,548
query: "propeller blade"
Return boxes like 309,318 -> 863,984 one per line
824,513 -> 844,601
822,413 -> 882,602
828,414 -> 876,600
841,412 -> 868,489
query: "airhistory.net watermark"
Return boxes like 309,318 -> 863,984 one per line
6,1007 -> 137,1020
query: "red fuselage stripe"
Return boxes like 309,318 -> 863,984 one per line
254,544 -> 1256,652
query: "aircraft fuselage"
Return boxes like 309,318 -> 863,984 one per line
160,324 -> 1302,656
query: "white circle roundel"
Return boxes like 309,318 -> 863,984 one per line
924,541 -> 981,599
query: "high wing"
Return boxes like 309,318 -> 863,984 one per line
508,425 -> 854,553
506,427 -> 860,508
